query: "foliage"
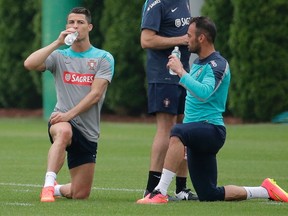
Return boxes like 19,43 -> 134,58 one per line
99,0 -> 147,115
229,0 -> 288,121
201,0 -> 234,62
1,0 -> 288,121
83,0 -> 105,47
0,0 -> 42,108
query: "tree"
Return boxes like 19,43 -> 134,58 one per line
201,0 -> 234,62
83,0 -> 105,47
99,0 -> 147,115
0,0 -> 42,108
229,0 -> 288,121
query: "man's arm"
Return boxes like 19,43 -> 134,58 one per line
24,28 -> 74,71
24,40 -> 62,71
140,29 -> 188,50
49,78 -> 109,124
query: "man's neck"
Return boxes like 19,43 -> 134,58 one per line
199,45 -> 215,60
71,41 -> 91,52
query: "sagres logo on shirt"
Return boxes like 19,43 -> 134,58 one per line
64,71 -> 95,86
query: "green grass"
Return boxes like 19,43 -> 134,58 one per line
0,118 -> 288,215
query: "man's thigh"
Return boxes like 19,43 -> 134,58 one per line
148,83 -> 185,115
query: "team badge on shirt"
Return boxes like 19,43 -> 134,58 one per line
195,68 -> 203,79
210,60 -> 218,67
87,60 -> 97,70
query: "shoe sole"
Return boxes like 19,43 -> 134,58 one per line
40,198 -> 55,202
168,196 -> 198,201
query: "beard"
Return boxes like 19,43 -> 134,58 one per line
188,40 -> 201,54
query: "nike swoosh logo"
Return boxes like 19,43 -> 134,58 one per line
171,7 -> 178,13
153,175 -> 161,179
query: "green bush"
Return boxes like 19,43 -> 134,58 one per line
202,0 -> 234,62
229,0 -> 288,121
0,0 -> 42,108
1,0 -> 287,121
99,0 -> 147,115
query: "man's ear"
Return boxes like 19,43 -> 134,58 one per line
88,24 -> 93,32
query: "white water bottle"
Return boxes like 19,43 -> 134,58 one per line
169,46 -> 181,75
64,31 -> 78,46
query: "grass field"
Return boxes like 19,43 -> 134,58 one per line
0,117 -> 288,215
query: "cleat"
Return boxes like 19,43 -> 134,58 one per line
144,189 -> 177,201
137,189 -> 168,204
261,178 -> 288,202
40,186 -> 55,202
143,189 -> 150,198
174,188 -> 198,201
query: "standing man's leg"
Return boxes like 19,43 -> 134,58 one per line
145,112 -> 176,193
137,136 -> 186,204
146,113 -> 191,195
144,84 -> 196,200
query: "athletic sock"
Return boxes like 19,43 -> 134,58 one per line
176,176 -> 187,194
243,186 -> 269,199
154,168 -> 176,196
146,171 -> 161,193
54,184 -> 63,196
43,171 -> 57,188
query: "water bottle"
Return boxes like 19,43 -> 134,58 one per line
169,46 -> 181,75
64,31 -> 78,46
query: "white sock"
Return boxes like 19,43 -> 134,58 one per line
54,184 -> 63,196
154,169 -> 176,196
243,186 -> 269,199
43,171 -> 57,187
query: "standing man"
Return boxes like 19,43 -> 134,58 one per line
140,0 -> 197,200
137,16 -> 288,204
24,7 -> 114,202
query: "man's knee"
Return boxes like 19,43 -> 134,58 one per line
50,123 -> 72,144
197,189 -> 224,202
72,190 -> 91,199
60,183 -> 91,199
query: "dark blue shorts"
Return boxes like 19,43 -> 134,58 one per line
171,122 -> 226,201
48,122 -> 97,169
147,83 -> 186,115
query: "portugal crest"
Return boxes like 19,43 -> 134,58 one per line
163,98 -> 171,108
87,60 -> 97,70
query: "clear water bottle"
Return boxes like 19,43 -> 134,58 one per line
64,31 -> 78,46
169,46 -> 181,75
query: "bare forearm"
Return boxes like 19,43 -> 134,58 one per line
141,29 -> 188,50
24,40 -> 61,71
67,80 -> 108,120
67,92 -> 101,119
50,91 -> 103,125
142,35 -> 187,49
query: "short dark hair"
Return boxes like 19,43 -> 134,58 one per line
69,7 -> 92,24
190,16 -> 217,43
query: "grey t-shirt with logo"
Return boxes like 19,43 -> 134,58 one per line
45,46 -> 114,143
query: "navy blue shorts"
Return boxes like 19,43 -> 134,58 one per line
147,83 -> 186,115
48,122 -> 97,169
171,121 -> 226,201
